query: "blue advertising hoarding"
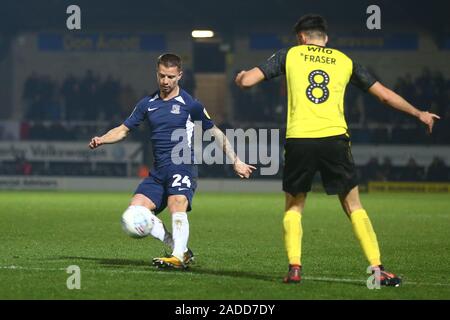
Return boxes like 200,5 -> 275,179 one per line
38,33 -> 166,52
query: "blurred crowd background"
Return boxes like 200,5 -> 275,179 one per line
0,0 -> 449,182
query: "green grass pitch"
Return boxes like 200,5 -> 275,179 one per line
0,191 -> 449,299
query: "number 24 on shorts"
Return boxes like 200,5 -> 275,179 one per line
172,174 -> 191,188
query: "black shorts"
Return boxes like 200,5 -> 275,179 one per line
283,134 -> 358,196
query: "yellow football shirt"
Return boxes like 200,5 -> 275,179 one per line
258,44 -> 376,138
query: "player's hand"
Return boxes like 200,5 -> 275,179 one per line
89,136 -> 103,149
235,71 -> 247,89
418,111 -> 440,134
233,158 -> 256,179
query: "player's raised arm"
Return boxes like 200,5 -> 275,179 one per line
89,124 -> 130,149
235,68 -> 266,89
235,48 -> 288,89
208,125 -> 256,179
368,81 -> 440,134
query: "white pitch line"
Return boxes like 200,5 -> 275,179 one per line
304,276 -> 365,284
0,265 -> 197,276
299,276 -> 450,287
1,265 -> 450,287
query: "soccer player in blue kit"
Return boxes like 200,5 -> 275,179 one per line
89,53 -> 255,269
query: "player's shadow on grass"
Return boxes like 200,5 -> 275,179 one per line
55,256 -> 277,281
55,256 -> 151,268
190,268 -> 280,283
53,256 -> 362,287
55,255 -> 280,282
186,268 -> 362,287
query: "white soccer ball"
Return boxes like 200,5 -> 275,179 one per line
121,207 -> 154,238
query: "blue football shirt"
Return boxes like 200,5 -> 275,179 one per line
123,89 -> 214,168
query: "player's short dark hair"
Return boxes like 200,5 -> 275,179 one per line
294,14 -> 328,38
157,53 -> 182,70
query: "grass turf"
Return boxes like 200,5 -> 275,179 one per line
0,191 -> 449,299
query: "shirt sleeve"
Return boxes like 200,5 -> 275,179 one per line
257,48 -> 288,80
123,97 -> 148,130
350,62 -> 377,91
190,100 -> 215,131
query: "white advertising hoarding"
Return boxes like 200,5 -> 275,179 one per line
0,141 -> 143,162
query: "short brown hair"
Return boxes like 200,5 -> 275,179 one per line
157,53 -> 182,70
294,14 -> 328,39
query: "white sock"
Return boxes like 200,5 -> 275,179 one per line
150,215 -> 174,249
171,212 -> 189,261
128,206 -> 173,248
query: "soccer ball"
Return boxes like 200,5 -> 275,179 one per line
121,207 -> 154,238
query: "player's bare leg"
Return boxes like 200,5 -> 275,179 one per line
339,186 -> 401,286
283,192 -> 307,283
338,186 -> 363,218
153,195 -> 192,269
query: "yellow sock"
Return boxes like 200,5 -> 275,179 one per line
350,209 -> 381,266
283,210 -> 302,266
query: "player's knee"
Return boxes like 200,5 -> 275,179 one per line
121,205 -> 158,238
168,195 -> 188,212
130,194 -> 157,210
339,190 -> 363,215
285,192 -> 307,212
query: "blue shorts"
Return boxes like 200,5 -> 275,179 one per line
135,164 -> 198,214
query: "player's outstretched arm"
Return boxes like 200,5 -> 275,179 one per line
208,125 -> 256,179
235,67 -> 265,89
368,81 -> 440,133
89,124 -> 130,149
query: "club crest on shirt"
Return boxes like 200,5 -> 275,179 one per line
171,104 -> 181,114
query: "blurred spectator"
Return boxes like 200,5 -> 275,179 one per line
99,75 -> 121,120
229,68 -> 449,144
380,157 -> 394,181
24,74 -> 60,121
15,155 -> 32,175
433,109 -> 450,144
20,68 -> 450,145
181,68 -> 196,94
426,157 -> 448,182
118,84 -> 137,118
25,70 -> 124,122
364,157 -> 381,181
399,158 -> 425,181
79,70 -> 99,120
23,71 -> 39,107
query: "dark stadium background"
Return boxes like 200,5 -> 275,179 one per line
0,0 -> 449,186
0,0 -> 450,302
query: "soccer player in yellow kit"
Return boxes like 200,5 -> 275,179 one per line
235,14 -> 440,285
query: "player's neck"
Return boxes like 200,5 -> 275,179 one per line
304,41 -> 326,47
160,86 -> 180,101
302,39 -> 326,47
